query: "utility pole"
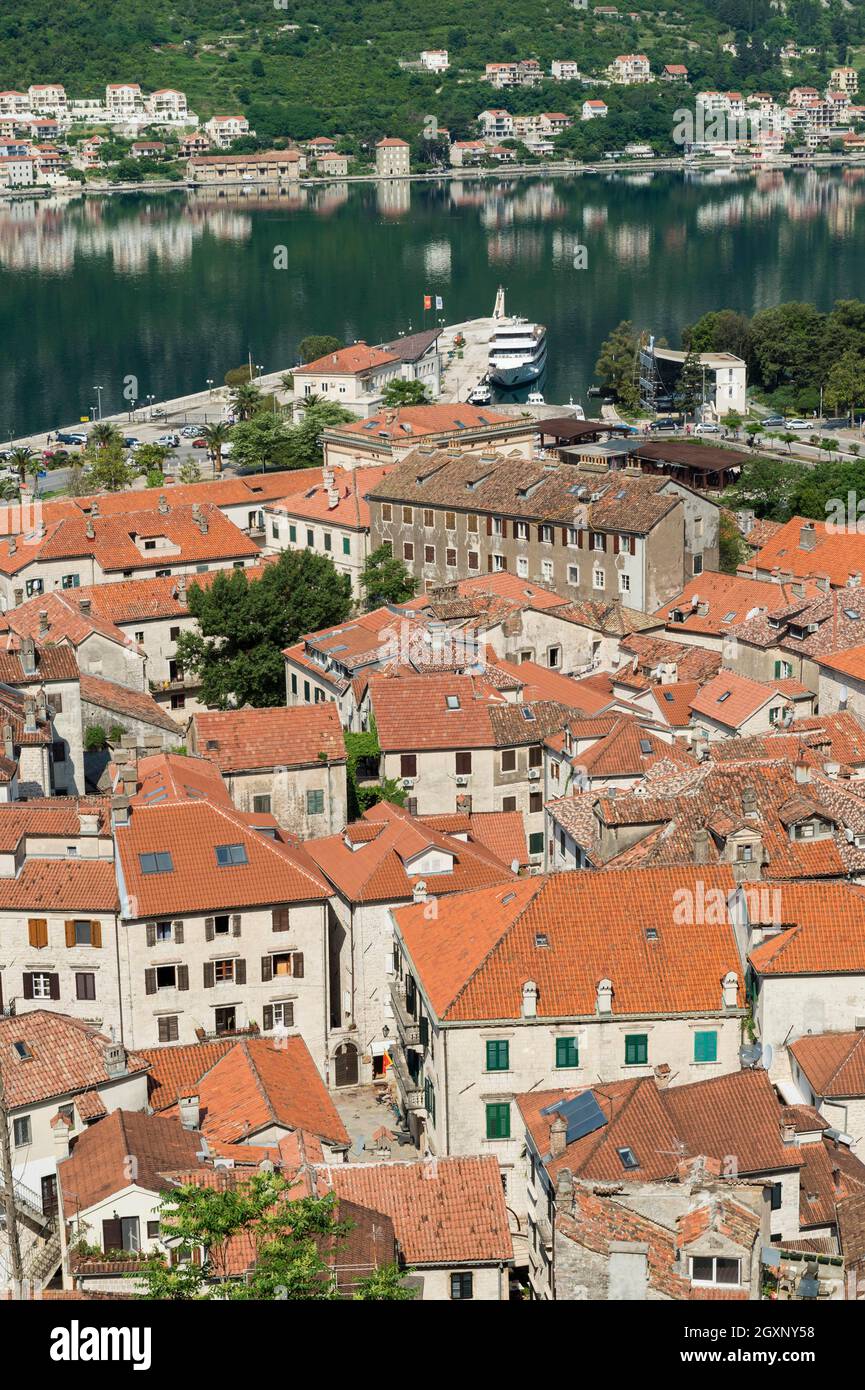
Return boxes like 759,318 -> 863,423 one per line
0,1066 -> 24,1293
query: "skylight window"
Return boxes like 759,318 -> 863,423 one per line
617,1146 -> 640,1170
844,609 -> 861,621
138,851 -> 174,875
723,611 -> 736,622
639,738 -> 653,754
717,690 -> 732,703
662,691 -> 674,702
535,933 -> 549,948
446,695 -> 461,710
12,1041 -> 32,1061
215,843 -> 248,867
645,928 -> 658,941
521,707 -> 536,722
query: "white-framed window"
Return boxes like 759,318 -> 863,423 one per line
592,533 -> 604,551
13,1116 -> 31,1147
567,527 -> 579,547
593,569 -> 605,590
492,554 -> 506,571
517,556 -> 529,578
539,524 -> 554,545
689,1255 -> 741,1287
492,517 -> 503,537
32,973 -> 52,999
542,559 -> 553,582
515,521 -> 529,541
619,573 -> 630,593
567,564 -> 579,586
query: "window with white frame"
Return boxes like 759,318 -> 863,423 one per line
517,556 -> 529,578
619,573 -> 630,593
542,559 -> 553,582
567,564 -> 579,586
689,1255 -> 741,1287
593,569 -> 605,590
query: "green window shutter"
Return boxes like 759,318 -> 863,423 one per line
485,1102 -> 510,1140
528,831 -> 544,855
486,1040 -> 509,1071
342,536 -> 351,555
555,1036 -> 579,1069
774,660 -> 782,678
625,1033 -> 648,1065
694,1030 -> 717,1063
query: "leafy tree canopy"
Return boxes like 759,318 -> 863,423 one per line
360,545 -> 418,609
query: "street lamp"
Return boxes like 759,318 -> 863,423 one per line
206,378 -> 214,398
93,385 -> 104,421
145,394 -> 155,419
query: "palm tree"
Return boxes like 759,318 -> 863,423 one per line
89,421 -> 121,449
230,383 -> 262,421
298,391 -> 324,412
280,372 -> 294,392
780,431 -> 797,454
202,422 -> 231,475
8,446 -> 32,487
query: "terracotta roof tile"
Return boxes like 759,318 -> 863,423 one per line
753,516 -> 865,588
58,1109 -> 204,1215
191,704 -> 345,773
0,1011 -> 148,1109
294,342 -> 399,375
79,673 -> 182,734
790,1031 -> 865,1097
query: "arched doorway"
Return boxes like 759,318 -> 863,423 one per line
334,1042 -> 359,1087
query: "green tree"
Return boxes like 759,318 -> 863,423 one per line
230,383 -> 263,421
135,442 -> 169,476
228,414 -> 292,472
675,349 -> 705,419
718,510 -> 748,574
201,422 -> 232,474
825,350 -> 865,423
7,447 -> 32,488
360,545 -> 418,609
178,457 -> 202,484
224,364 -> 256,388
594,320 -> 639,405
722,456 -> 804,521
284,402 -> 355,468
89,421 -> 122,449
175,550 -> 351,707
354,1263 -> 416,1300
298,335 -> 344,364
86,439 -> 134,491
381,379 -> 430,407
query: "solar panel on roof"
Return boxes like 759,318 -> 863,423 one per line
541,1089 -> 607,1145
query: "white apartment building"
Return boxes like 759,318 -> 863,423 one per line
420,50 -> 449,72
204,114 -> 250,148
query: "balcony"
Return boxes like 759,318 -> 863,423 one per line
389,980 -> 423,1048
149,674 -> 199,693
389,1044 -> 425,1112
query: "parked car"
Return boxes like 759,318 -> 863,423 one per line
180,425 -> 200,438
192,437 -> 208,448
761,415 -> 786,427
42,448 -> 68,462
156,433 -> 180,448
651,417 -> 679,431
821,417 -> 849,430
56,431 -> 87,446
784,418 -> 810,429
695,422 -> 720,435
123,436 -> 142,449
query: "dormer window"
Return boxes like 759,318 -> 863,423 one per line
215,843 -> 248,866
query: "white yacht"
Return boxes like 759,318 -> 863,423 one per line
487,287 -> 547,388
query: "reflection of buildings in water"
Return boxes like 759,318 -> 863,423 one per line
582,204 -> 608,230
607,222 -> 651,264
311,182 -> 350,215
448,181 -> 487,208
486,228 -> 544,263
423,239 -> 451,279
619,174 -> 655,188
695,195 -> 746,230
663,224 -> 686,252
510,183 -> 566,222
481,199 -> 514,229
188,187 -> 308,212
550,229 -> 588,266
377,179 -> 411,216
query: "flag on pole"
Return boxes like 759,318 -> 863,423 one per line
435,295 -> 444,311
423,294 -> 432,310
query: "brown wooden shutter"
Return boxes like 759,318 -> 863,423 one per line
23,973 -> 34,1000
231,915 -> 241,937
64,920 -> 76,948
174,921 -> 184,944
561,527 -> 568,545
28,919 -> 47,949
145,968 -> 156,995
577,528 -> 584,549
261,955 -> 272,982
613,534 -> 620,554
292,952 -> 304,979
177,965 -> 189,991
203,962 -> 214,989
600,533 -> 607,552
90,920 -> 102,949
205,917 -> 215,942
49,974 -> 60,1000
630,535 -> 636,556
102,1218 -> 122,1253
263,1005 -> 274,1031
486,514 -> 493,536
235,959 -> 246,985
284,1002 -> 295,1026
146,923 -> 157,948
272,907 -> 290,932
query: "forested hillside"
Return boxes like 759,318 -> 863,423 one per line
1,0 -> 862,143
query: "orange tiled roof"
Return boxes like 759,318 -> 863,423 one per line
0,796 -> 111,851
116,799 -> 330,917
305,800 -> 516,904
140,1039 -> 235,1111
0,1012 -> 149,1109
79,673 -> 182,734
332,404 -> 514,441
58,1109 -> 204,1215
752,516 -> 865,588
0,857 -> 118,912
790,1030 -> 865,1098
314,1156 -> 513,1265
395,866 -> 743,1023
748,887 -> 865,975
191,703 -> 346,773
420,809 -> 529,869
690,669 -> 809,729
294,341 -> 400,375
269,465 -> 393,529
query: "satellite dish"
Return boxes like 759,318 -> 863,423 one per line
760,1043 -> 774,1070
510,859 -> 520,873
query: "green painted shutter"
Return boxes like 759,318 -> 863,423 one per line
694,1030 -> 717,1063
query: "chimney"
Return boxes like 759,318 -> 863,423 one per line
412,879 -> 428,903
522,979 -> 538,1018
555,1167 -> 574,1202
327,489 -> 340,510
178,1093 -> 201,1131
849,572 -> 862,590
24,698 -> 36,733
13,589 -> 22,606
191,502 -> 201,521
85,519 -> 95,540
38,609 -> 49,639
549,1113 -> 568,1158
823,760 -> 841,778
722,970 -> 739,1010
7,536 -> 15,556
794,759 -> 811,784
693,828 -> 710,864
104,1042 -> 127,1078
78,811 -> 100,836
198,516 -> 208,535
815,574 -> 830,593
653,1063 -> 672,1090
177,576 -> 187,605
158,494 -> 170,515
799,522 -> 816,552
596,977 -> 613,1015
741,784 -> 757,816
78,597 -> 91,615
2,723 -> 13,760
19,635 -> 36,676
792,581 -> 805,599
111,794 -> 130,829
737,509 -> 754,537
52,1111 -> 73,1160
